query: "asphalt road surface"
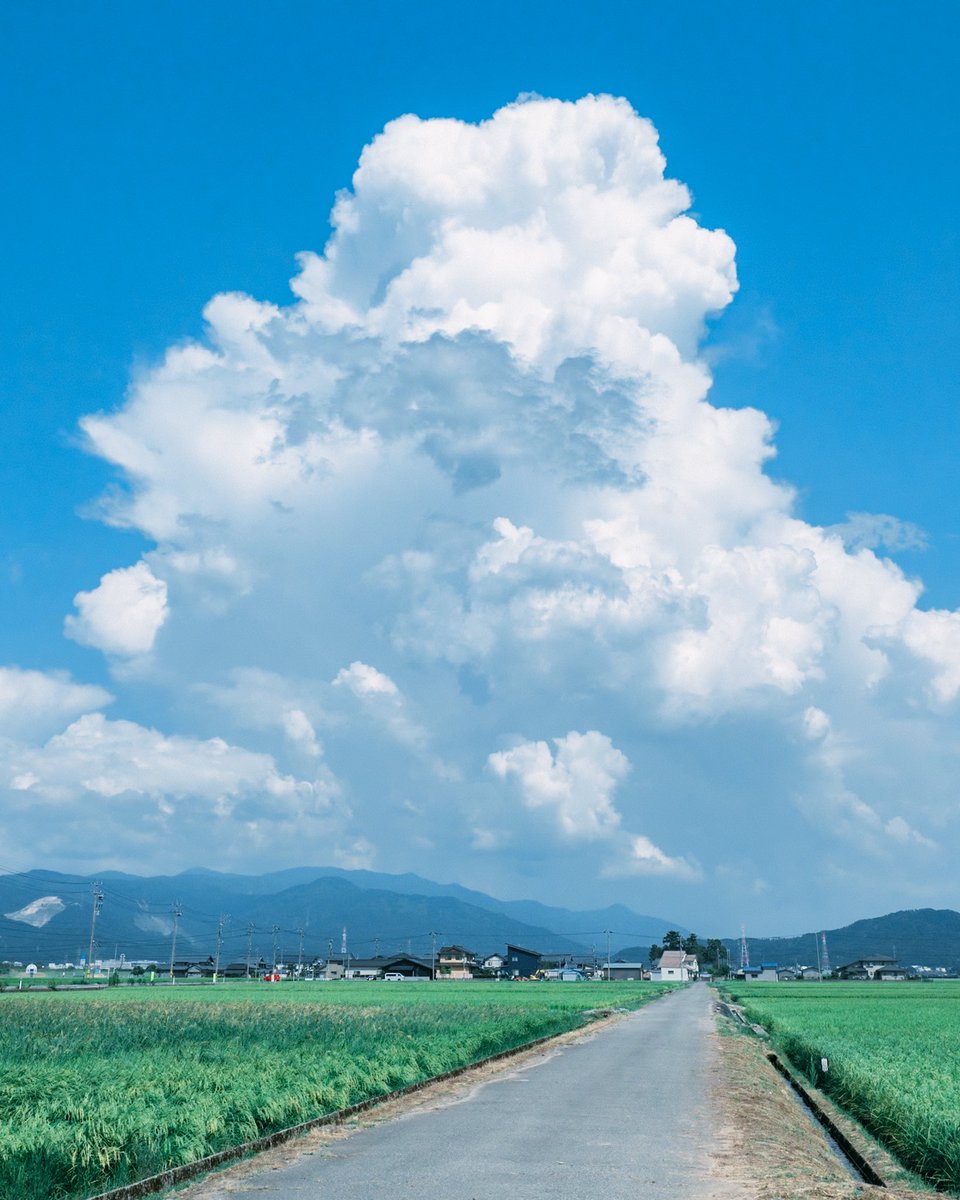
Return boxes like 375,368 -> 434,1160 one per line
206,983 -> 721,1199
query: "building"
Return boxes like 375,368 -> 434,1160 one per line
657,950 -> 699,981
604,962 -> 647,981
837,956 -> 906,981
542,965 -> 589,981
171,957 -> 216,979
481,953 -> 505,974
504,944 -> 541,978
222,958 -> 267,979
436,945 -> 477,979
326,954 -> 433,979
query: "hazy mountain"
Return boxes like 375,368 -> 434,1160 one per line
0,867 -> 683,966
218,866 -> 687,947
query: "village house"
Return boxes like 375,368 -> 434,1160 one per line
837,956 -> 906,981
657,950 -> 699,981
436,945 -> 477,979
504,944 -> 541,978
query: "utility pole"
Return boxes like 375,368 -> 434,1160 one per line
169,902 -> 182,984
374,936 -> 380,959
86,883 -> 103,975
271,924 -> 280,973
605,929 -> 612,981
214,914 -> 227,983
245,924 -> 255,979
430,931 -> 438,980
815,931 -> 823,981
297,927 -> 305,975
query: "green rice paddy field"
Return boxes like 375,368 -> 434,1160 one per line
725,981 -> 960,1191
0,979 -> 668,1200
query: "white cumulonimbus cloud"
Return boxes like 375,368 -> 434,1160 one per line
6,93 -> 952,913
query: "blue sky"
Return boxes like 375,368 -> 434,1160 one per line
1,3 -> 958,935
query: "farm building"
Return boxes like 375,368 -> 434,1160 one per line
604,962 -> 647,980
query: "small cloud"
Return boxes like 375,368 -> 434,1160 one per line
488,730 -> 627,841
828,512 -> 928,554
282,709 -> 321,757
0,666 -> 112,741
602,834 -> 701,880
471,826 -> 510,851
64,562 -> 168,657
884,815 -> 936,850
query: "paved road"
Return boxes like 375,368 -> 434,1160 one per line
206,983 -> 720,1199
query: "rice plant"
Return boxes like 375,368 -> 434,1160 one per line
726,981 -> 960,1190
0,980 -> 665,1199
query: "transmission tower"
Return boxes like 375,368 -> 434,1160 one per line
820,932 -> 830,976
739,924 -> 750,970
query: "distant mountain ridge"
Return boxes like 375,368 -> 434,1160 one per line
0,866 -> 683,966
728,909 -> 960,972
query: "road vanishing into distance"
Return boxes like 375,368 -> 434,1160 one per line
195,983 -> 724,1199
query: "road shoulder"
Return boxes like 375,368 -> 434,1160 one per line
709,1013 -> 934,1199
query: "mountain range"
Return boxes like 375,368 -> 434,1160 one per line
4,866 -> 958,973
724,908 -> 960,972
0,866 -> 682,966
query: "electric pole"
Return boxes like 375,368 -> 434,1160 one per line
430,931 -> 438,980
245,923 -> 255,979
214,914 -> 227,983
271,924 -> 280,973
86,883 -> 103,975
604,929 -> 612,981
297,927 -> 305,975
169,902 -> 182,984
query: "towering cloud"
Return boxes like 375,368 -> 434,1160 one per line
1,95 -> 955,922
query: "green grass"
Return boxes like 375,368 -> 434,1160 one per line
0,980 -> 669,1199
724,981 -> 960,1192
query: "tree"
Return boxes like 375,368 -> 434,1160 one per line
682,933 -> 701,955
662,930 -> 683,951
705,938 -> 729,977
649,943 -> 663,965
